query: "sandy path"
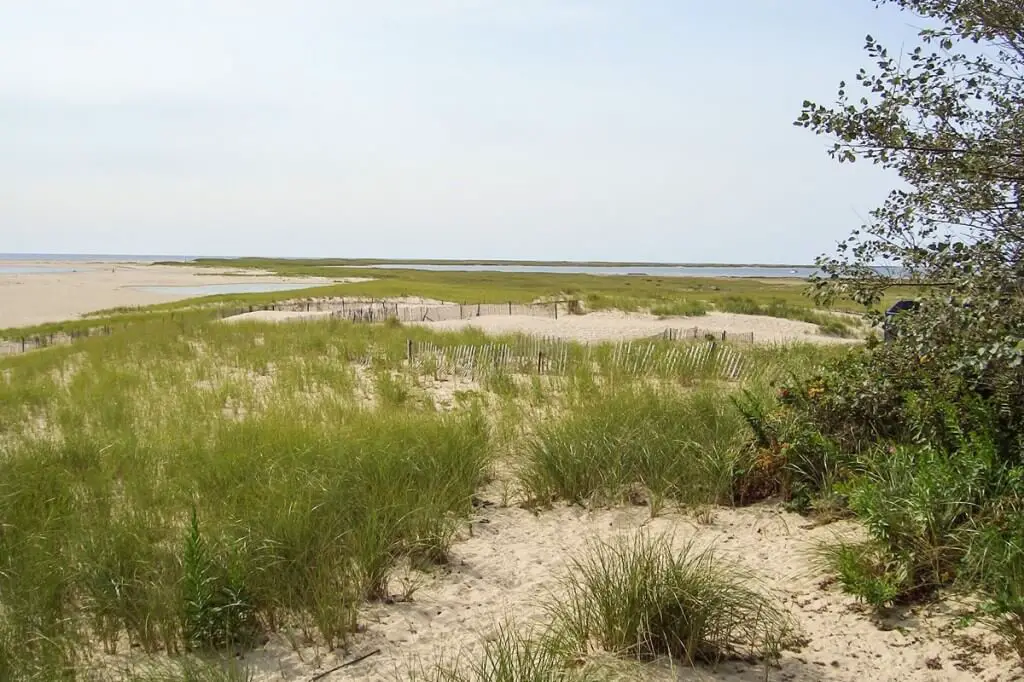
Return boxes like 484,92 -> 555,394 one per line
418,311 -> 858,345
0,260 -> 358,328
231,501 -> 1015,681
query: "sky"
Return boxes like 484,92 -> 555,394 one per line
0,1 -> 926,262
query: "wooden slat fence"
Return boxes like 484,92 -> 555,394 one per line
659,327 -> 755,344
408,337 -> 751,381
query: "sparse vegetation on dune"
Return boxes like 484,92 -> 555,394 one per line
0,308 -> 835,679
0,263 -> 1018,678
411,533 -> 798,681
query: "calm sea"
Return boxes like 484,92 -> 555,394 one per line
349,263 -> 819,278
0,253 -> 194,263
1,255 -> 831,279
0,253 -> 195,275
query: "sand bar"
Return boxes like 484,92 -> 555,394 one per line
0,260 -> 363,329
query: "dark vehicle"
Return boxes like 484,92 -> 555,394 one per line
883,300 -> 920,342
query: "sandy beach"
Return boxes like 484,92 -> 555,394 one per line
0,260 -> 357,328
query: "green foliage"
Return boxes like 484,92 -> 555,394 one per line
181,507 -> 260,651
963,507 -> 1024,659
832,439 -> 1000,604
819,542 -> 903,609
550,533 -> 798,665
799,1 -> 1024,314
816,318 -> 855,338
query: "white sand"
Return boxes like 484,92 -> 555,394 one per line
220,309 -> 860,344
221,309 -> 338,324
232,501 -> 1015,681
0,260 -> 361,328
418,311 -> 858,345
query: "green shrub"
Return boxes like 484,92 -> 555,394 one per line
181,508 -> 260,651
820,437 -> 1002,606
816,318 -> 854,338
963,496 -> 1024,659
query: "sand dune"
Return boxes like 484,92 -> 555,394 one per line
228,499 -> 1014,681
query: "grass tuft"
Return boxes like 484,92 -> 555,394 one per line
549,532 -> 799,666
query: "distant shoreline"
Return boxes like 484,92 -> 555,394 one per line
191,257 -> 817,269
1,254 -> 814,269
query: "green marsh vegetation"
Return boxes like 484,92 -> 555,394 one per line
142,257 -> 878,333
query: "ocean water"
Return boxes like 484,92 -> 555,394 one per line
1,254 -> 829,279
349,263 -> 818,278
0,253 -> 194,262
136,283 -> 320,296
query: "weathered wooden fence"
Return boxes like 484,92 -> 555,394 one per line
408,337 -> 750,381
0,326 -> 114,357
659,327 -> 755,344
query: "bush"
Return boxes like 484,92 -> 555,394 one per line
181,508 -> 260,651
549,533 -> 799,665
963,495 -> 1024,659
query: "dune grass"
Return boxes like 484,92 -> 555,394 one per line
0,307 -> 838,678
551,533 -> 798,665
0,318 -> 494,677
519,386 -> 755,512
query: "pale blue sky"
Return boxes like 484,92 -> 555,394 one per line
1,1 -> 922,262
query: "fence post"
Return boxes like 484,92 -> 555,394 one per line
21,337 -> 25,352
477,303 -> 481,317
722,331 -> 727,341
406,338 -> 413,363
508,301 -> 512,315
537,350 -> 544,374
554,302 -> 558,320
